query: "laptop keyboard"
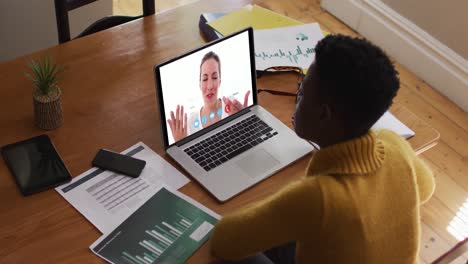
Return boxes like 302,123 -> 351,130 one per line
184,115 -> 278,172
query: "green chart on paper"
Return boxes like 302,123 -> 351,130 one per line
255,45 -> 315,65
92,188 -> 219,264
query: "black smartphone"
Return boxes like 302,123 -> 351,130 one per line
92,149 -> 146,178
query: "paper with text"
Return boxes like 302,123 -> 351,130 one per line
254,23 -> 324,70
56,142 -> 190,234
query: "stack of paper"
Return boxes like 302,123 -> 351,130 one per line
207,4 -> 303,35
206,4 -> 325,71
56,142 -> 223,263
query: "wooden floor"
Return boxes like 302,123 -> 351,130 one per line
114,1 -> 468,263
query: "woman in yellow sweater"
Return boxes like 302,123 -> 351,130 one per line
210,34 -> 435,264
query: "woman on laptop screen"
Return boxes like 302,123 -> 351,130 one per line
167,51 -> 250,142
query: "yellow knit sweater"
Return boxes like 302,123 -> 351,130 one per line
211,130 -> 435,264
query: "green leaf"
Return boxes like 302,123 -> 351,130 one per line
32,64 -> 42,81
25,56 -> 64,95
45,56 -> 50,76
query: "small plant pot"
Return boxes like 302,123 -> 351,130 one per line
33,86 -> 63,130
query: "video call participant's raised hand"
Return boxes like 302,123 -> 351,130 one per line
222,90 -> 251,115
167,104 -> 188,142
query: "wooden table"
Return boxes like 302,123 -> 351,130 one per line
0,0 -> 439,263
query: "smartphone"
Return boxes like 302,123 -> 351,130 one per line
92,149 -> 146,178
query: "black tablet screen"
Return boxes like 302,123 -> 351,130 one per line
1,135 -> 71,195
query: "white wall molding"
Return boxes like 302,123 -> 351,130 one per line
321,0 -> 468,112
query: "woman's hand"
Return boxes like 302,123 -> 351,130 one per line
222,90 -> 251,115
167,105 -> 188,142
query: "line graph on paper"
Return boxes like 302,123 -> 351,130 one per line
255,46 -> 315,65
253,23 -> 325,70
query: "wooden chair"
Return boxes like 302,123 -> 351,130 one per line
431,238 -> 468,264
54,0 -> 155,44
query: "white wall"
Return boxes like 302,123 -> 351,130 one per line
0,0 -> 112,63
382,0 -> 468,60
321,0 -> 468,112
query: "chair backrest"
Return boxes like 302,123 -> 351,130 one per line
431,238 -> 468,264
54,0 -> 155,44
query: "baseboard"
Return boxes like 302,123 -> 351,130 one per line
321,0 -> 468,112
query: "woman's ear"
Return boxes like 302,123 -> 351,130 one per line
319,104 -> 332,121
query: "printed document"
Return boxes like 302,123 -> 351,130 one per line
56,142 -> 190,233
91,185 -> 219,264
254,23 -> 324,70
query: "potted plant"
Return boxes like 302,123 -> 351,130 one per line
26,56 -> 64,130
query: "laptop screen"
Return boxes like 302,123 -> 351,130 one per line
156,29 -> 255,146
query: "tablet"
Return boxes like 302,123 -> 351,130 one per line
1,135 -> 72,196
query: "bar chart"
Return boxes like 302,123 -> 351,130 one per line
91,187 -> 218,264
126,213 -> 194,263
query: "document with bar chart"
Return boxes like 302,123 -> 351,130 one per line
90,185 -> 220,264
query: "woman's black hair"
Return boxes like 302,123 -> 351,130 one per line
314,34 -> 400,136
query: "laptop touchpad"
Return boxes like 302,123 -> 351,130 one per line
236,149 -> 279,178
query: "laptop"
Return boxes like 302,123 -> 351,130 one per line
154,28 -> 313,202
